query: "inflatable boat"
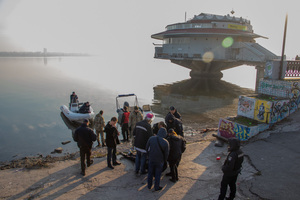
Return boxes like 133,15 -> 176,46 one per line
116,93 -> 155,123
60,102 -> 95,123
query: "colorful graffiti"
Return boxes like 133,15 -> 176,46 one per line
218,119 -> 250,141
218,79 -> 300,141
289,82 -> 300,114
233,123 -> 250,141
254,100 -> 272,123
218,119 -> 235,138
269,100 -> 290,123
237,96 -> 256,119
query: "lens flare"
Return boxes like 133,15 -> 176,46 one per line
203,51 -> 214,63
222,37 -> 234,48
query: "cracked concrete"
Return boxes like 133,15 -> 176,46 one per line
239,111 -> 300,200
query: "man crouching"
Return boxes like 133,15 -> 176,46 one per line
74,119 -> 97,176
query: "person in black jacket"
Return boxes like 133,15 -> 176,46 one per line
166,128 -> 186,182
70,91 -> 79,104
218,138 -> 244,200
79,102 -> 91,114
165,114 -> 184,137
73,119 -> 96,176
105,117 -> 121,169
152,121 -> 166,135
133,113 -> 154,175
169,106 -> 181,120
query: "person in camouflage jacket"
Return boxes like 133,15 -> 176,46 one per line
94,110 -> 106,147
128,106 -> 143,139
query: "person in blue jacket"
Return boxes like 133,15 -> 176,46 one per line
146,127 -> 169,191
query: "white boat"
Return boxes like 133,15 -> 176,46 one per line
116,93 -> 155,123
60,102 -> 95,123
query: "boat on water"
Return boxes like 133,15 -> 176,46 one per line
60,102 -> 95,123
116,93 -> 155,123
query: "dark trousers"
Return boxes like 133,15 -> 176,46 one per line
80,146 -> 92,172
107,147 -> 116,167
135,150 -> 147,173
122,123 -> 129,141
218,174 -> 238,200
147,161 -> 163,190
168,158 -> 180,180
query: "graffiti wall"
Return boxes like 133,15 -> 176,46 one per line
289,82 -> 300,114
218,80 -> 299,141
218,118 -> 270,141
238,97 -> 291,124
258,79 -> 300,98
254,99 -> 272,123
258,80 -> 300,115
237,96 -> 256,119
269,99 -> 290,123
218,118 -> 236,138
218,118 -> 251,141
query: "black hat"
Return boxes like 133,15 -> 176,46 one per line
169,106 -> 175,111
83,119 -> 89,123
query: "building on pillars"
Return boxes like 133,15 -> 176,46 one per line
151,13 -> 279,80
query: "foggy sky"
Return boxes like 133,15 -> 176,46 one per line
0,0 -> 299,59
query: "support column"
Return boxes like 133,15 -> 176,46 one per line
255,65 -> 265,93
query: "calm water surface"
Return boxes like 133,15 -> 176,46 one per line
0,56 -> 255,162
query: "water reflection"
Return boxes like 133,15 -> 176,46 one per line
152,78 -> 255,128
60,112 -> 96,139
0,57 -> 255,162
60,112 -> 79,140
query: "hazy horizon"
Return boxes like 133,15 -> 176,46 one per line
0,0 -> 299,91
0,0 -> 299,58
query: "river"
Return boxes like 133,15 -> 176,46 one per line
0,56 -> 256,162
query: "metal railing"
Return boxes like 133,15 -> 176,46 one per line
285,61 -> 300,78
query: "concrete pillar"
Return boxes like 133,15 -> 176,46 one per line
255,65 -> 265,93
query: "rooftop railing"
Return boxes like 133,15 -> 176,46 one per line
285,61 -> 300,78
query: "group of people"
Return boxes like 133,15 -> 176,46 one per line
117,104 -> 144,143
69,91 -> 91,114
133,106 -> 186,191
73,103 -> 244,199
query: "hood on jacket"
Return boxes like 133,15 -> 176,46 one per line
228,138 -> 240,152
166,113 -> 175,122
157,127 -> 167,138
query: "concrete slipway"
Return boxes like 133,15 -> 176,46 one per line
0,111 -> 299,200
